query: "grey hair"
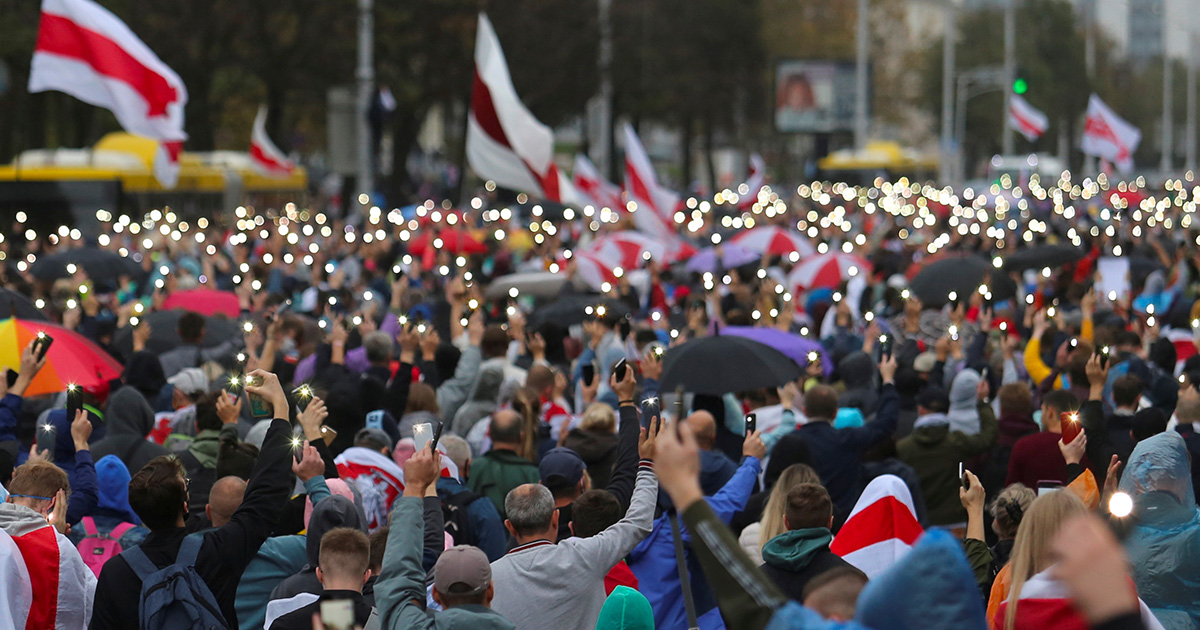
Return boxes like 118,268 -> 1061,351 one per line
504,484 -> 555,536
440,435 -> 471,473
363,331 -> 393,364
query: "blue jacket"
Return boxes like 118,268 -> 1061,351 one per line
436,476 -> 507,562
630,456 -> 761,630
0,393 -> 20,443
794,384 -> 898,525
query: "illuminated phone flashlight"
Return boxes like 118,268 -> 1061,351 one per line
878,335 -> 887,344
596,305 -> 607,317
949,325 -> 959,340
243,321 -> 254,333
468,298 -> 479,310
832,292 -> 842,302
865,311 -> 874,322
651,311 -> 662,322
807,351 -> 819,362
1047,306 -> 1056,318
352,315 -> 363,327
1109,290 -> 1118,301
1026,294 -> 1035,305
290,436 -> 303,451
1000,321 -> 1008,331
67,299 -> 77,310
509,287 -> 519,299
1041,267 -> 1051,278
1147,316 -> 1156,327
948,291 -> 958,302
1146,303 -> 1155,315
642,397 -> 659,408
901,289 -> 911,300
1109,491 -> 1133,518
398,315 -> 408,326
417,323 -> 427,334
130,316 -> 140,326
134,302 -> 144,314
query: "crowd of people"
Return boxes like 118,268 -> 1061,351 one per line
1,175 -> 1199,630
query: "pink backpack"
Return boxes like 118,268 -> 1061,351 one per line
78,516 -> 135,576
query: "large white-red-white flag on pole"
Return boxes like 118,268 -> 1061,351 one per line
1008,95 -> 1049,142
467,13 -> 575,204
1081,94 -> 1141,173
29,0 -> 187,188
622,122 -> 680,240
572,154 -> 623,210
249,106 -> 296,178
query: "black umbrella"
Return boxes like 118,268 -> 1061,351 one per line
530,295 -> 632,327
660,335 -> 804,395
1000,244 -> 1085,273
0,289 -> 48,321
909,255 -> 1017,307
112,309 -> 241,356
30,247 -> 142,282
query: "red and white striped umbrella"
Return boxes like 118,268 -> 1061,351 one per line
731,226 -> 815,257
565,251 -> 618,292
584,231 -> 667,269
788,252 -> 872,290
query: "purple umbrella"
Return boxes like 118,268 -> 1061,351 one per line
684,244 -> 760,274
723,326 -> 833,377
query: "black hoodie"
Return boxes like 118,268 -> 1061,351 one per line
90,386 -> 167,474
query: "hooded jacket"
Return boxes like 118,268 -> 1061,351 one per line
451,361 -> 505,437
945,370 -> 982,435
90,386 -> 167,474
759,527 -> 854,602
596,586 -> 655,630
1120,432 -> 1200,630
838,351 -> 879,416
66,455 -> 148,550
896,400 -> 998,526
269,495 -> 369,607
563,428 -> 619,490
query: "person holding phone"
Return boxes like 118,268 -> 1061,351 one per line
0,340 -> 49,448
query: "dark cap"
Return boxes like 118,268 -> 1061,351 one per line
538,447 -> 585,489
917,387 -> 950,414
433,545 -> 491,595
353,427 -> 392,451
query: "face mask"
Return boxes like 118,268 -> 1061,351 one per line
1033,410 -> 1043,430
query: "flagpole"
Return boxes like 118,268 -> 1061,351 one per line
1001,0 -> 1015,155
1187,33 -> 1197,173
1083,0 -> 1096,176
356,0 -> 375,220
854,0 -> 870,149
938,1 -> 957,185
1161,4 -> 1172,174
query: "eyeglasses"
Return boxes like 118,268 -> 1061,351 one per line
7,493 -> 53,501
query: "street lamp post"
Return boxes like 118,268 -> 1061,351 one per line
356,0 -> 374,218
854,0 -> 870,149
1001,0 -> 1015,156
939,2 -> 957,184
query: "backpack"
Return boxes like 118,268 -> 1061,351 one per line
78,516 -> 136,577
443,490 -> 484,547
122,535 -> 228,630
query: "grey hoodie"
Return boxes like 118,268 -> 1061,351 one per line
838,351 -> 879,416
945,369 -> 982,435
90,386 -> 167,474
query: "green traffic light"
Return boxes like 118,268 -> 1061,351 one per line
1013,78 -> 1028,95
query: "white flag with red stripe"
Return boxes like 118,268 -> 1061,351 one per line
249,105 -> 296,178
1082,94 -> 1141,173
334,446 -> 406,532
467,13 -> 574,204
573,154 -> 624,210
829,475 -> 923,578
0,505 -> 95,629
994,569 -> 1164,630
29,0 -> 187,187
1009,95 -> 1049,142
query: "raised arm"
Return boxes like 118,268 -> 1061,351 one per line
376,447 -> 440,630
842,356 -> 899,448
606,367 -> 642,511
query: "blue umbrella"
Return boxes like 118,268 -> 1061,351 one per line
723,326 -> 832,378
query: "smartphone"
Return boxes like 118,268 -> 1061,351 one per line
413,422 -> 434,452
319,599 -> 354,630
878,334 -> 893,359
245,375 -> 272,419
1061,411 -> 1082,444
32,332 -> 54,361
66,384 -> 83,420
5,369 -> 17,389
582,364 -> 596,387
614,358 -> 630,382
1037,480 -> 1063,496
431,421 -> 445,454
320,425 -> 337,447
959,462 -> 970,490
745,413 -> 757,436
1098,346 -> 1110,369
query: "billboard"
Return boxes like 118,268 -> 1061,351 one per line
774,60 -> 860,133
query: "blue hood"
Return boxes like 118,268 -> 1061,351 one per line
95,454 -> 140,524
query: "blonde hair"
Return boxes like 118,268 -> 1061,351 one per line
1004,490 -> 1086,630
989,483 -> 1036,540
759,464 -> 821,552
580,403 -> 616,433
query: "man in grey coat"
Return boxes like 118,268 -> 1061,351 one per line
487,421 -> 659,630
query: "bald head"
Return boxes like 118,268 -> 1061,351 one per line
490,409 -> 524,448
206,476 -> 247,528
686,411 -> 717,450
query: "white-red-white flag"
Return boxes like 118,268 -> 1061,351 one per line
829,475 -> 923,579
467,13 -> 574,204
621,121 -> 690,259
249,106 -> 296,178
1081,94 -> 1141,173
0,505 -> 95,629
334,446 -> 405,532
737,152 -> 766,209
573,154 -> 623,210
1009,94 -> 1049,142
29,0 -> 187,187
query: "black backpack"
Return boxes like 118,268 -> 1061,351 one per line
442,491 -> 484,547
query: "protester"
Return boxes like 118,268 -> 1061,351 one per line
268,528 -> 374,630
759,483 -> 859,602
738,462 -> 820,565
89,369 -> 295,629
488,417 -> 658,630
90,385 -> 168,474
1005,390 -> 1079,489
435,434 -> 506,560
469,410 -> 540,518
